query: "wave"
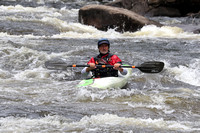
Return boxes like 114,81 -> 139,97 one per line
0,25 -> 200,39
123,25 -> 200,39
0,5 -> 200,39
0,114 -> 199,132
169,59 -> 200,86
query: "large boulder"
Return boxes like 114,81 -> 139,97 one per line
79,5 -> 162,32
106,0 -> 149,15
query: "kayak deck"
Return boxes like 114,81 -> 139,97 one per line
77,67 -> 132,89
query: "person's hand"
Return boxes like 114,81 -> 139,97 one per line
86,63 -> 96,72
89,63 -> 96,69
113,63 -> 123,72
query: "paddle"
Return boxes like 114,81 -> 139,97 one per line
45,61 -> 164,73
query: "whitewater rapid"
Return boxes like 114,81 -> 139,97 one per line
0,2 -> 199,133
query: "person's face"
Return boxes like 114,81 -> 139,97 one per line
99,44 -> 109,54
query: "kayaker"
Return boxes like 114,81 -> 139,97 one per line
81,38 -> 127,78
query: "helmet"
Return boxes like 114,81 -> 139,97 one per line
97,38 -> 110,48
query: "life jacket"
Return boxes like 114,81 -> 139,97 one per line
88,53 -> 122,78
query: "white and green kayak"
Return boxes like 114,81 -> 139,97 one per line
77,67 -> 132,89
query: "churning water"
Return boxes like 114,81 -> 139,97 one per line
0,0 -> 200,132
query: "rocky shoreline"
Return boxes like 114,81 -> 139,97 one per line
79,0 -> 200,33
106,0 -> 200,17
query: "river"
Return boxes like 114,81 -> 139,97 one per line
0,0 -> 200,132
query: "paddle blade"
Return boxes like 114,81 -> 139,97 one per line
137,61 -> 164,73
45,60 -> 69,70
45,60 -> 90,70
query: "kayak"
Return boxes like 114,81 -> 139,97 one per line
77,66 -> 132,89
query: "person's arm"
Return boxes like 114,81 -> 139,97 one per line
81,67 -> 93,78
113,63 -> 123,72
112,55 -> 127,75
81,67 -> 88,74
82,57 -> 96,73
86,63 -> 96,72
113,63 -> 128,75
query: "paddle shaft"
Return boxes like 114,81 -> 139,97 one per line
45,61 -> 164,73
68,64 -> 137,68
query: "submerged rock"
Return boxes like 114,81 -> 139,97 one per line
193,29 -> 200,34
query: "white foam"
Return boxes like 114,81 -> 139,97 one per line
0,114 -> 198,132
0,5 -> 58,14
123,25 -> 200,39
76,88 -> 137,102
170,59 -> 200,86
125,94 -> 175,115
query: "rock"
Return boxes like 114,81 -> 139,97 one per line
79,5 -> 162,32
193,29 -> 200,34
146,6 -> 181,17
107,0 -> 200,17
187,11 -> 200,18
147,0 -> 162,5
106,0 -> 149,15
105,0 -> 124,8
